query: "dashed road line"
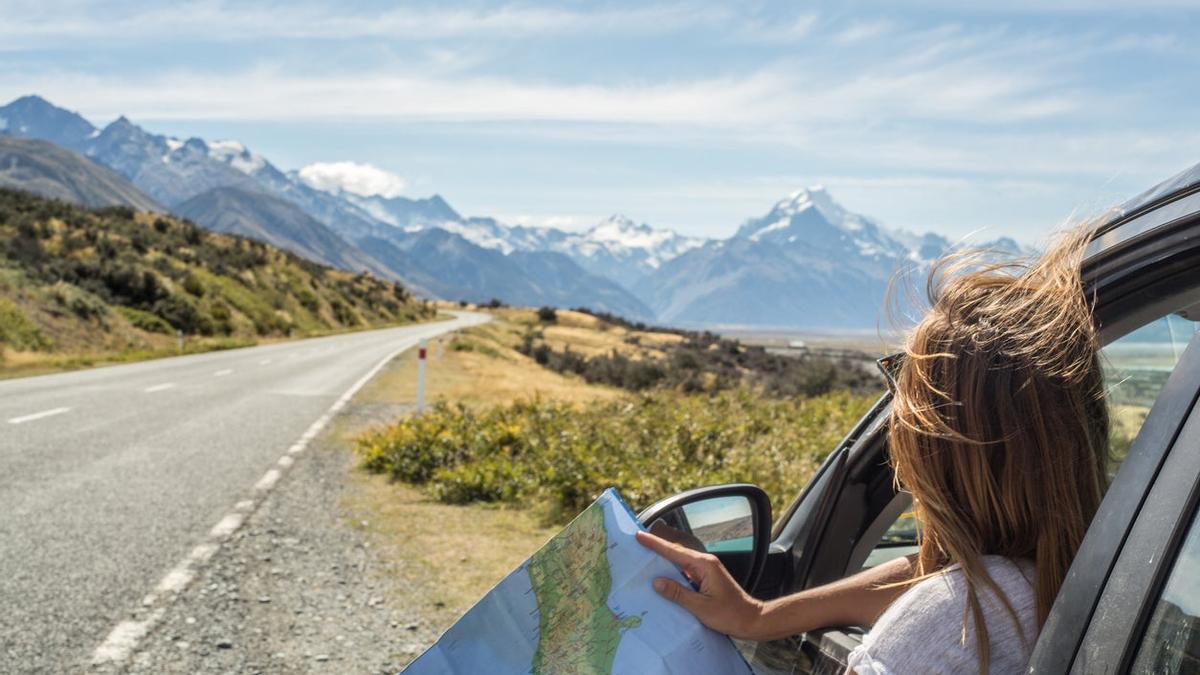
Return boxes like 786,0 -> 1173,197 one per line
8,407 -> 70,425
143,383 -> 175,393
213,369 -> 233,377
258,359 -> 271,365
89,321 -> 480,667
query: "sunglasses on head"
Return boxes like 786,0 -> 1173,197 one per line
876,351 -> 905,392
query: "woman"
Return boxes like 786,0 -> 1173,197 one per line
638,228 -> 1110,674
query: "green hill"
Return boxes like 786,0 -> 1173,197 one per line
0,188 -> 436,373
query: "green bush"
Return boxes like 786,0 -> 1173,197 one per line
49,282 -> 108,321
115,306 -> 174,334
357,389 -> 876,522
0,297 -> 51,350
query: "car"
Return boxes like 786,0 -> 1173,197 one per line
637,161 -> 1200,674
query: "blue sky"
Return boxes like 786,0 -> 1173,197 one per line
1,0 -> 1198,243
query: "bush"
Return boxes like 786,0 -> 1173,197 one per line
0,297 -> 51,350
182,273 -> 206,297
536,306 -> 558,323
518,329 -> 880,399
49,282 -> 108,321
115,306 -> 174,334
357,389 -> 876,522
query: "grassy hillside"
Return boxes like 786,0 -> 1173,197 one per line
0,188 -> 436,373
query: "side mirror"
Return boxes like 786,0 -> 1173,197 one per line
638,484 -> 772,593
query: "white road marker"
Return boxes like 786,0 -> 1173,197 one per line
90,316 -> 483,667
92,609 -> 164,665
213,369 -> 233,377
209,512 -> 245,539
258,359 -> 272,365
8,407 -> 70,425
144,383 -> 175,393
253,469 -> 281,491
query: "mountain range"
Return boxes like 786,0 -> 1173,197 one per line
0,94 -> 1022,329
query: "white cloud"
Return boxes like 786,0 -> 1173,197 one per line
0,2 -> 732,48
297,161 -> 407,198
834,19 -> 894,44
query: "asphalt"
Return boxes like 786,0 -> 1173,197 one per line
0,312 -> 487,673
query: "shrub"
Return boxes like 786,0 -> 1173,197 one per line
357,389 -> 876,522
115,306 -> 174,334
182,273 -> 206,297
518,329 -> 880,399
536,306 -> 558,323
49,282 -> 108,321
0,298 -> 51,350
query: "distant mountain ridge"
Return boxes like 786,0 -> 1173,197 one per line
0,135 -> 160,211
0,94 -> 1028,329
0,95 -> 651,319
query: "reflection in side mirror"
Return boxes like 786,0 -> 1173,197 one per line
683,495 -> 755,553
638,484 -> 771,594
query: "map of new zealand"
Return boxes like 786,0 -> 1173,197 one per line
402,488 -> 753,674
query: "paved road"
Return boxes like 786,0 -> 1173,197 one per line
0,312 -> 487,673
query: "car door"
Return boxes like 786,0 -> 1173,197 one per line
742,165 -> 1200,675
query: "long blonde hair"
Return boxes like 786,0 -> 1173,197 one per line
888,228 -> 1109,669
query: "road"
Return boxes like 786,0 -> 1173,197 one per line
0,312 -> 487,673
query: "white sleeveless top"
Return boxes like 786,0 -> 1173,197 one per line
846,556 -> 1038,675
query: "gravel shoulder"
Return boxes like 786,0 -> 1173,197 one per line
120,396 -> 437,674
112,333 -> 556,675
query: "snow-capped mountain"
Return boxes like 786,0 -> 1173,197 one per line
637,187 -> 1027,328
299,172 -> 707,288
1,94 -> 1034,329
543,215 -> 706,286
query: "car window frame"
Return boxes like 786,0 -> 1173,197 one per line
1066,333 -> 1200,673
1031,211 -> 1200,673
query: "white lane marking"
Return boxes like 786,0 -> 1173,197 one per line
209,512 -> 245,539
144,383 -> 175,393
213,369 -> 233,377
258,359 -> 271,365
91,317 -> 480,667
8,407 -> 70,425
92,609 -> 164,665
253,469 -> 281,492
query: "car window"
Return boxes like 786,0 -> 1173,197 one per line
1128,505 -> 1200,673
1103,313 -> 1198,471
861,311 -> 1199,570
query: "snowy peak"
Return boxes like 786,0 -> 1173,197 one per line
588,214 -> 658,245
735,187 -> 912,261
206,138 -> 267,175
742,185 -> 878,241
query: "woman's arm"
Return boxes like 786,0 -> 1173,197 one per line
637,531 -> 914,642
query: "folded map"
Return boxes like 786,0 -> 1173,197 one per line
402,487 -> 754,674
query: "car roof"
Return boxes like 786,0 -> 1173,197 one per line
1119,160 -> 1200,218
1088,160 -> 1200,261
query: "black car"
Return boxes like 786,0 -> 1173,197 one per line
638,162 -> 1200,674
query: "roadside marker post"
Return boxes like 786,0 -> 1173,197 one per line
416,338 -> 427,413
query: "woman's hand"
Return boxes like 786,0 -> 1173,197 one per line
636,530 -> 766,641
